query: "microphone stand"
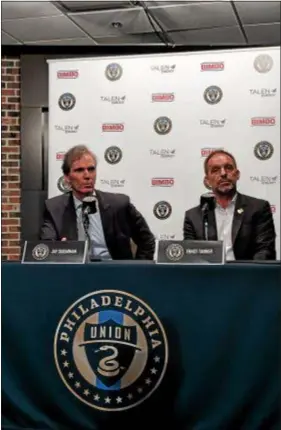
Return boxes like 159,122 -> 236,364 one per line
201,203 -> 209,241
82,202 -> 101,262
82,210 -> 91,260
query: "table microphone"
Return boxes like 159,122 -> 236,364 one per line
81,196 -> 102,262
200,193 -> 215,240
82,196 -> 97,216
82,196 -> 97,243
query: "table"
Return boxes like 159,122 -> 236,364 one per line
2,262 -> 280,430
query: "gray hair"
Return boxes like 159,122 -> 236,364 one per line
62,145 -> 98,175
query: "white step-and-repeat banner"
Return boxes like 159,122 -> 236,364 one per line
48,47 -> 280,258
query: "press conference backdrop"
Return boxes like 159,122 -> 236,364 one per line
47,47 -> 280,258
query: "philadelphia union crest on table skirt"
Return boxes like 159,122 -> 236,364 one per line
54,290 -> 168,411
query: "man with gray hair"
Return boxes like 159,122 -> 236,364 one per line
40,145 -> 155,260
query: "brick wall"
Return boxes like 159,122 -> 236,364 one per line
1,57 -> 21,260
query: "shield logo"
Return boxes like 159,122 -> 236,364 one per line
154,117 -> 172,135
58,93 -> 76,111
57,176 -> 71,193
104,146 -> 123,164
32,244 -> 49,260
153,201 -> 172,220
204,86 -> 223,105
105,63 -> 123,81
254,54 -> 273,73
165,244 -> 184,261
54,289 -> 168,412
80,320 -> 139,387
254,141 -> 274,160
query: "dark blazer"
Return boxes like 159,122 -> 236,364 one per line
39,190 -> 155,260
183,193 -> 276,261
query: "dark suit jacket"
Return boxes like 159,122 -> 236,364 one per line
40,190 -> 155,260
183,193 -> 276,261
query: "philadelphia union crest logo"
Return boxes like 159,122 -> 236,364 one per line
165,243 -> 184,261
58,93 -> 76,111
54,290 -> 168,411
105,63 -> 123,81
104,146 -> 123,164
204,86 -> 223,104
254,54 -> 273,73
254,141 -> 274,160
32,243 -> 49,260
154,116 -> 172,135
153,201 -> 172,220
57,176 -> 71,193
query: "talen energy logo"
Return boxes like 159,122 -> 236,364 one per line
54,290 -> 168,411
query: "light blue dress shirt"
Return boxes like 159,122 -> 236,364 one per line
73,195 -> 111,260
215,194 -> 237,261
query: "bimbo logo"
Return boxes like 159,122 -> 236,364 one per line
151,178 -> 174,187
152,93 -> 174,102
102,123 -> 124,132
271,205 -> 276,214
56,152 -> 65,161
201,62 -> 224,71
251,117 -> 276,126
57,70 -> 79,79
201,148 -> 223,157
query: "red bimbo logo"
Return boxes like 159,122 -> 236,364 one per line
57,70 -> 79,79
102,123 -> 124,132
251,117 -> 276,126
201,148 -> 223,157
151,178 -> 174,187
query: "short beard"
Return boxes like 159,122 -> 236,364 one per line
215,184 -> 236,198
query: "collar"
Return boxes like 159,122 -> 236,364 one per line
215,192 -> 238,209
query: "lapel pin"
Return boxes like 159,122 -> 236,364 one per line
237,208 -> 244,214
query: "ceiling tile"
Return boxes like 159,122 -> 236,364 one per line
2,15 -> 89,43
148,2 -> 238,31
1,31 -> 22,45
94,32 -> 164,44
234,1 -> 280,25
60,1 -> 132,12
244,23 -> 281,45
146,1 -> 195,6
69,7 -> 156,37
170,26 -> 246,46
146,0 -> 230,5
26,37 -> 97,45
1,1 -> 61,20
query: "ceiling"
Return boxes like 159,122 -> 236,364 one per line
1,1 -> 280,47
